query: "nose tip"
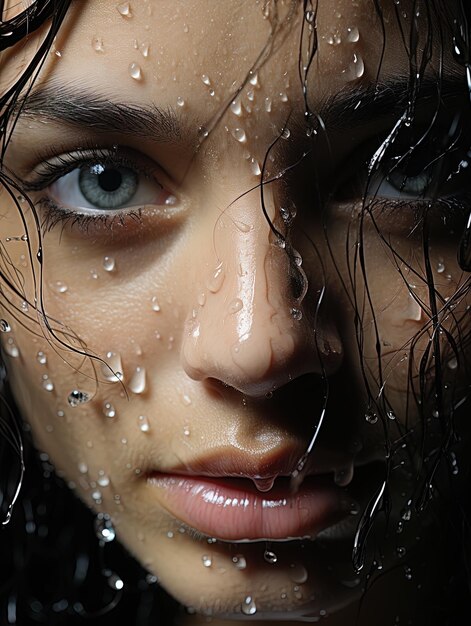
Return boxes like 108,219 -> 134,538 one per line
180,236 -> 343,398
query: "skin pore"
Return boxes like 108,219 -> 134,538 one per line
1,0 -> 470,624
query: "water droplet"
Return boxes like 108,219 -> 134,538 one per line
95,513 -> 116,542
437,259 -> 445,273
334,465 -> 354,487
401,506 -> 412,521
202,554 -> 212,567
98,473 -> 110,487
54,281 -> 68,293
246,88 -> 255,102
228,298 -> 243,314
101,351 -> 123,383
36,351 -> 47,365
264,550 -> 277,564
67,390 -> 90,407
183,23 -> 189,33
387,410 -> 396,420
5,338 -> 20,358
231,127 -> 247,143
404,566 -> 412,580
103,256 -> 116,272
197,292 -> 206,307
252,476 -> 276,492
129,62 -> 142,80
305,9 -> 315,23
42,375 -> 54,392
207,262 -> 225,293
396,546 -> 406,558
103,402 -> 116,418
138,414 -> 151,432
326,31 -> 342,45
405,294 -> 423,322
92,35 -> 105,52
344,53 -> 364,81
279,92 -> 289,103
139,42 -> 150,57
264,96 -> 272,113
250,157 -> 262,176
0,319 -> 10,332
108,573 -> 124,590
201,74 -> 211,86
232,554 -> 247,570
290,307 -> 303,321
117,2 -> 132,17
176,96 -> 185,107
365,409 -> 378,424
151,296 -> 161,312
198,126 -> 209,141
129,366 -> 146,394
447,356 -> 458,370
346,26 -> 360,42
21,301 -> 29,312
183,426 -> 191,436
241,596 -> 257,615
281,127 -> 291,139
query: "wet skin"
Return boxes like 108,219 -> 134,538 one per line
0,0 -> 469,623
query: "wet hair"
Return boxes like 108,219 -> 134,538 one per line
0,0 -> 471,624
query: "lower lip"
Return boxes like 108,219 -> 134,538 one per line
147,474 -> 351,541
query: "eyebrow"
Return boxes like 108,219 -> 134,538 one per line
15,75 -> 466,148
319,75 -> 466,131
16,84 -> 198,147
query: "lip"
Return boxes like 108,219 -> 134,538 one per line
147,473 -> 353,541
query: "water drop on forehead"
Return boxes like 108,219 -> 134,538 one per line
129,62 -> 142,80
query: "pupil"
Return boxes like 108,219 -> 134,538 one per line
98,168 -> 123,192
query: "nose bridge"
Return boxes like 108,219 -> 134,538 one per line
180,189 -> 335,396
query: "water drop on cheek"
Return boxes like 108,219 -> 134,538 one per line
103,256 -> 116,272
67,390 -> 90,407
139,42 -> 150,57
117,2 -> 132,18
103,402 -> 116,418
92,35 -> 105,52
129,366 -> 146,394
232,127 -> 247,143
5,338 -> 20,358
232,554 -> 247,570
207,262 -> 225,293
41,374 -> 54,392
230,98 -> 242,116
151,296 -> 161,312
138,415 -> 151,432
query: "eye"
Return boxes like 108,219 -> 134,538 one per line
49,161 -> 170,212
371,157 -> 433,199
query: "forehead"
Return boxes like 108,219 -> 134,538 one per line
36,0 -> 429,105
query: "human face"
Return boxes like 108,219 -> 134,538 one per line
1,0 -> 469,622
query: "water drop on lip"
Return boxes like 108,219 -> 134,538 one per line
103,402 -> 116,418
232,554 -> 247,570
67,390 -> 90,407
264,549 -> 277,564
92,35 -> 105,52
252,476 -> 276,492
232,127 -> 247,143
0,319 -> 10,332
241,596 -> 257,616
202,554 -> 212,567
176,96 -> 185,107
117,1 -> 132,17
129,366 -> 146,394
129,62 -> 142,80
346,26 -> 360,42
103,256 -> 115,272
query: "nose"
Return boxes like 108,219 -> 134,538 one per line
180,190 -> 343,398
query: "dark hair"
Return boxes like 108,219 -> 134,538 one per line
1,0 -> 471,624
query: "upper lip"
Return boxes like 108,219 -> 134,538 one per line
150,443 -> 381,481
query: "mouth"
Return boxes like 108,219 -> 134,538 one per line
144,445 -> 383,542
147,472 -> 356,541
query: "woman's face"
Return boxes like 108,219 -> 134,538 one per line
1,0 -> 468,622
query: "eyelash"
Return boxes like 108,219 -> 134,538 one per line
22,146 -> 162,234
